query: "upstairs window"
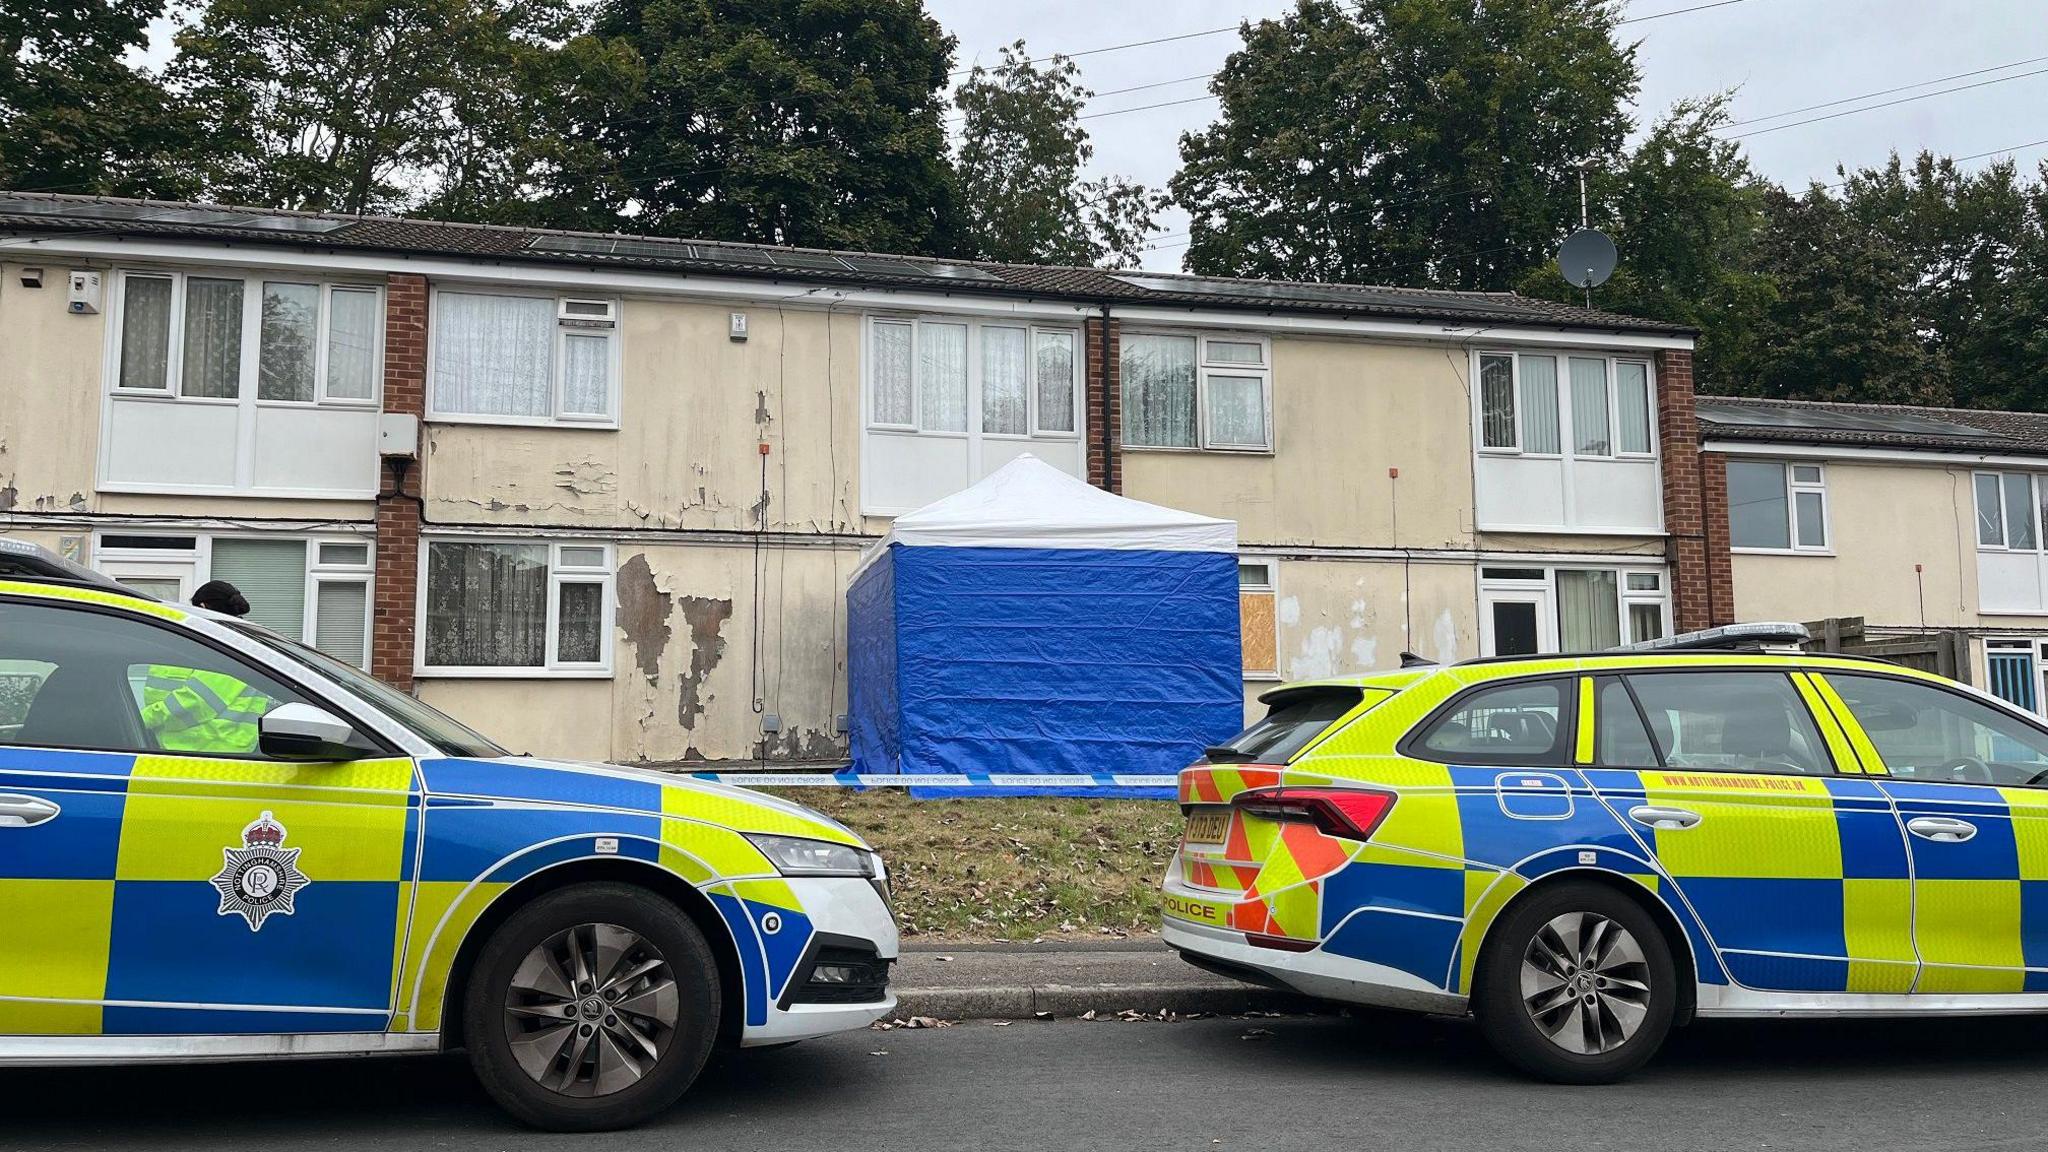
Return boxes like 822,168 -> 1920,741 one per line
1122,333 -> 1272,452
1729,461 -> 1829,552
112,270 -> 381,405
1976,471 -> 2043,552
1477,352 -> 1653,459
867,317 -> 1079,437
430,291 -> 619,426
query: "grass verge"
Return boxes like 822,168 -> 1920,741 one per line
766,790 -> 1183,942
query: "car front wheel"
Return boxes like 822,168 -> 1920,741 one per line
463,882 -> 721,1131
1474,880 -> 1676,1084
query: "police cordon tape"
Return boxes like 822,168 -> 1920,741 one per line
684,770 -> 1180,791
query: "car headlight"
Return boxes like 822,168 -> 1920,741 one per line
746,833 -> 877,878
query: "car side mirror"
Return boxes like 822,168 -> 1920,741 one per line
259,702 -> 372,761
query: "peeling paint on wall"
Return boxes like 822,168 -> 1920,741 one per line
1433,610 -> 1460,664
1350,636 -> 1379,668
0,484 -> 15,511
676,596 -> 734,730
1289,625 -> 1344,681
614,554 -> 672,684
1278,596 -> 1301,626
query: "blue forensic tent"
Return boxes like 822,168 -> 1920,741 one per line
846,455 -> 1243,797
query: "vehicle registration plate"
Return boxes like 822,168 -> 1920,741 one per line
1183,809 -> 1231,847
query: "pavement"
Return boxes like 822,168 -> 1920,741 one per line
890,936 -> 1311,1020
11,1010 -> 2048,1150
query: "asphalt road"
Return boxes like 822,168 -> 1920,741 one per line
9,1011 -> 2048,1151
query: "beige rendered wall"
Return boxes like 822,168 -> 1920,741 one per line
1121,336 -> 1478,549
418,538 -> 859,765
422,298 -> 863,534
1730,458 -> 1978,629
0,259 -> 375,531
1237,556 -> 1478,722
0,262 -> 104,514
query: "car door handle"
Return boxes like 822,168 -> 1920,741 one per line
1907,816 -> 1978,843
0,794 -> 60,828
1629,805 -> 1702,830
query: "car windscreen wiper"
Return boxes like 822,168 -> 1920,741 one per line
1202,745 -> 1257,763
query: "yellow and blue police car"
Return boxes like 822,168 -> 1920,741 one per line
0,540 -> 897,1130
1164,622 -> 2048,1082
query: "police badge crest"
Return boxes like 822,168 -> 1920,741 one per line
210,811 -> 309,931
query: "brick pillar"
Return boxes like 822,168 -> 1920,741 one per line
1085,315 -> 1121,494
1656,347 -> 1728,632
372,273 -> 428,689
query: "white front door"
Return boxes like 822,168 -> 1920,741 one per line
1481,587 -> 1555,657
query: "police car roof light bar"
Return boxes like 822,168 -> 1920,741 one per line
1610,621 -> 1811,654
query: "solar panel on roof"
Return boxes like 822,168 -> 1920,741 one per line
0,199 -> 348,233
1109,271 -> 1543,318
917,263 -> 1001,282
226,213 -> 349,234
1698,402 -> 2005,440
842,256 -> 930,276
765,250 -> 854,272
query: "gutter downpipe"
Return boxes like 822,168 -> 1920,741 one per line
1098,301 -> 1113,494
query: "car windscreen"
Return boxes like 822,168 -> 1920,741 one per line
233,624 -> 506,759
1206,687 -> 1376,765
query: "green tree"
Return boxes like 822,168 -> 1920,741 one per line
1730,182 -> 1946,405
1518,96 -> 1774,392
0,0 -> 196,196
953,42 -> 1166,268
1837,153 -> 2038,410
588,0 -> 961,253
1171,0 -> 1636,290
170,0 -> 576,214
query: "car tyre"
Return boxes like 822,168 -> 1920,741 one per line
1474,880 -> 1676,1084
464,882 -> 721,1131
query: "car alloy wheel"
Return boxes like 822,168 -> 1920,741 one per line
1518,911 -> 1652,1055
502,922 -> 681,1098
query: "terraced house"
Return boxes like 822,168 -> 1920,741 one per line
1699,395 -> 2048,710
0,192 -> 1707,764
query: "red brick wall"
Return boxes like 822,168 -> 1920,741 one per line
1656,348 -> 1729,631
372,274 -> 428,689
1084,316 -> 1121,494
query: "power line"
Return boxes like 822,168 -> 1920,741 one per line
1721,54 -> 2048,129
1725,66 -> 2048,140
1144,133 -> 2048,269
950,25 -> 1239,78
1616,0 -> 1750,24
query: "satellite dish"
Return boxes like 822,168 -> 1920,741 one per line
1558,228 -> 1617,289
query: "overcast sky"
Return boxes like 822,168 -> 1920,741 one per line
136,0 -> 2047,272
928,0 -> 2048,270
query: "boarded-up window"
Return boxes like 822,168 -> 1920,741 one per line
1239,559 -> 1277,677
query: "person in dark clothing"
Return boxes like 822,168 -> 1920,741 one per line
191,580 -> 251,617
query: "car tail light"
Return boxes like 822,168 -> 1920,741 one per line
1232,787 -> 1397,841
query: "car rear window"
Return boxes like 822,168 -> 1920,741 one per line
1207,687 -> 1372,765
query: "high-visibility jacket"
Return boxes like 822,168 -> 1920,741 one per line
139,665 -> 275,754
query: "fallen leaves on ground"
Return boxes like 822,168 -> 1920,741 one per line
872,1016 -> 956,1031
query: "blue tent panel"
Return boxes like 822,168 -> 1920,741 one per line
848,544 -> 1243,799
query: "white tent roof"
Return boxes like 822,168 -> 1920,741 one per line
854,455 -> 1236,576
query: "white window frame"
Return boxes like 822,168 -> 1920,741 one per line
1728,460 -> 1832,555
425,286 -> 623,429
1120,330 -> 1274,454
861,314 -> 1083,441
105,268 -> 385,408
1472,351 -> 1656,462
89,531 -> 376,667
1477,563 -> 1670,656
1975,471 -> 2044,554
1237,554 -> 1281,682
414,538 -> 616,679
